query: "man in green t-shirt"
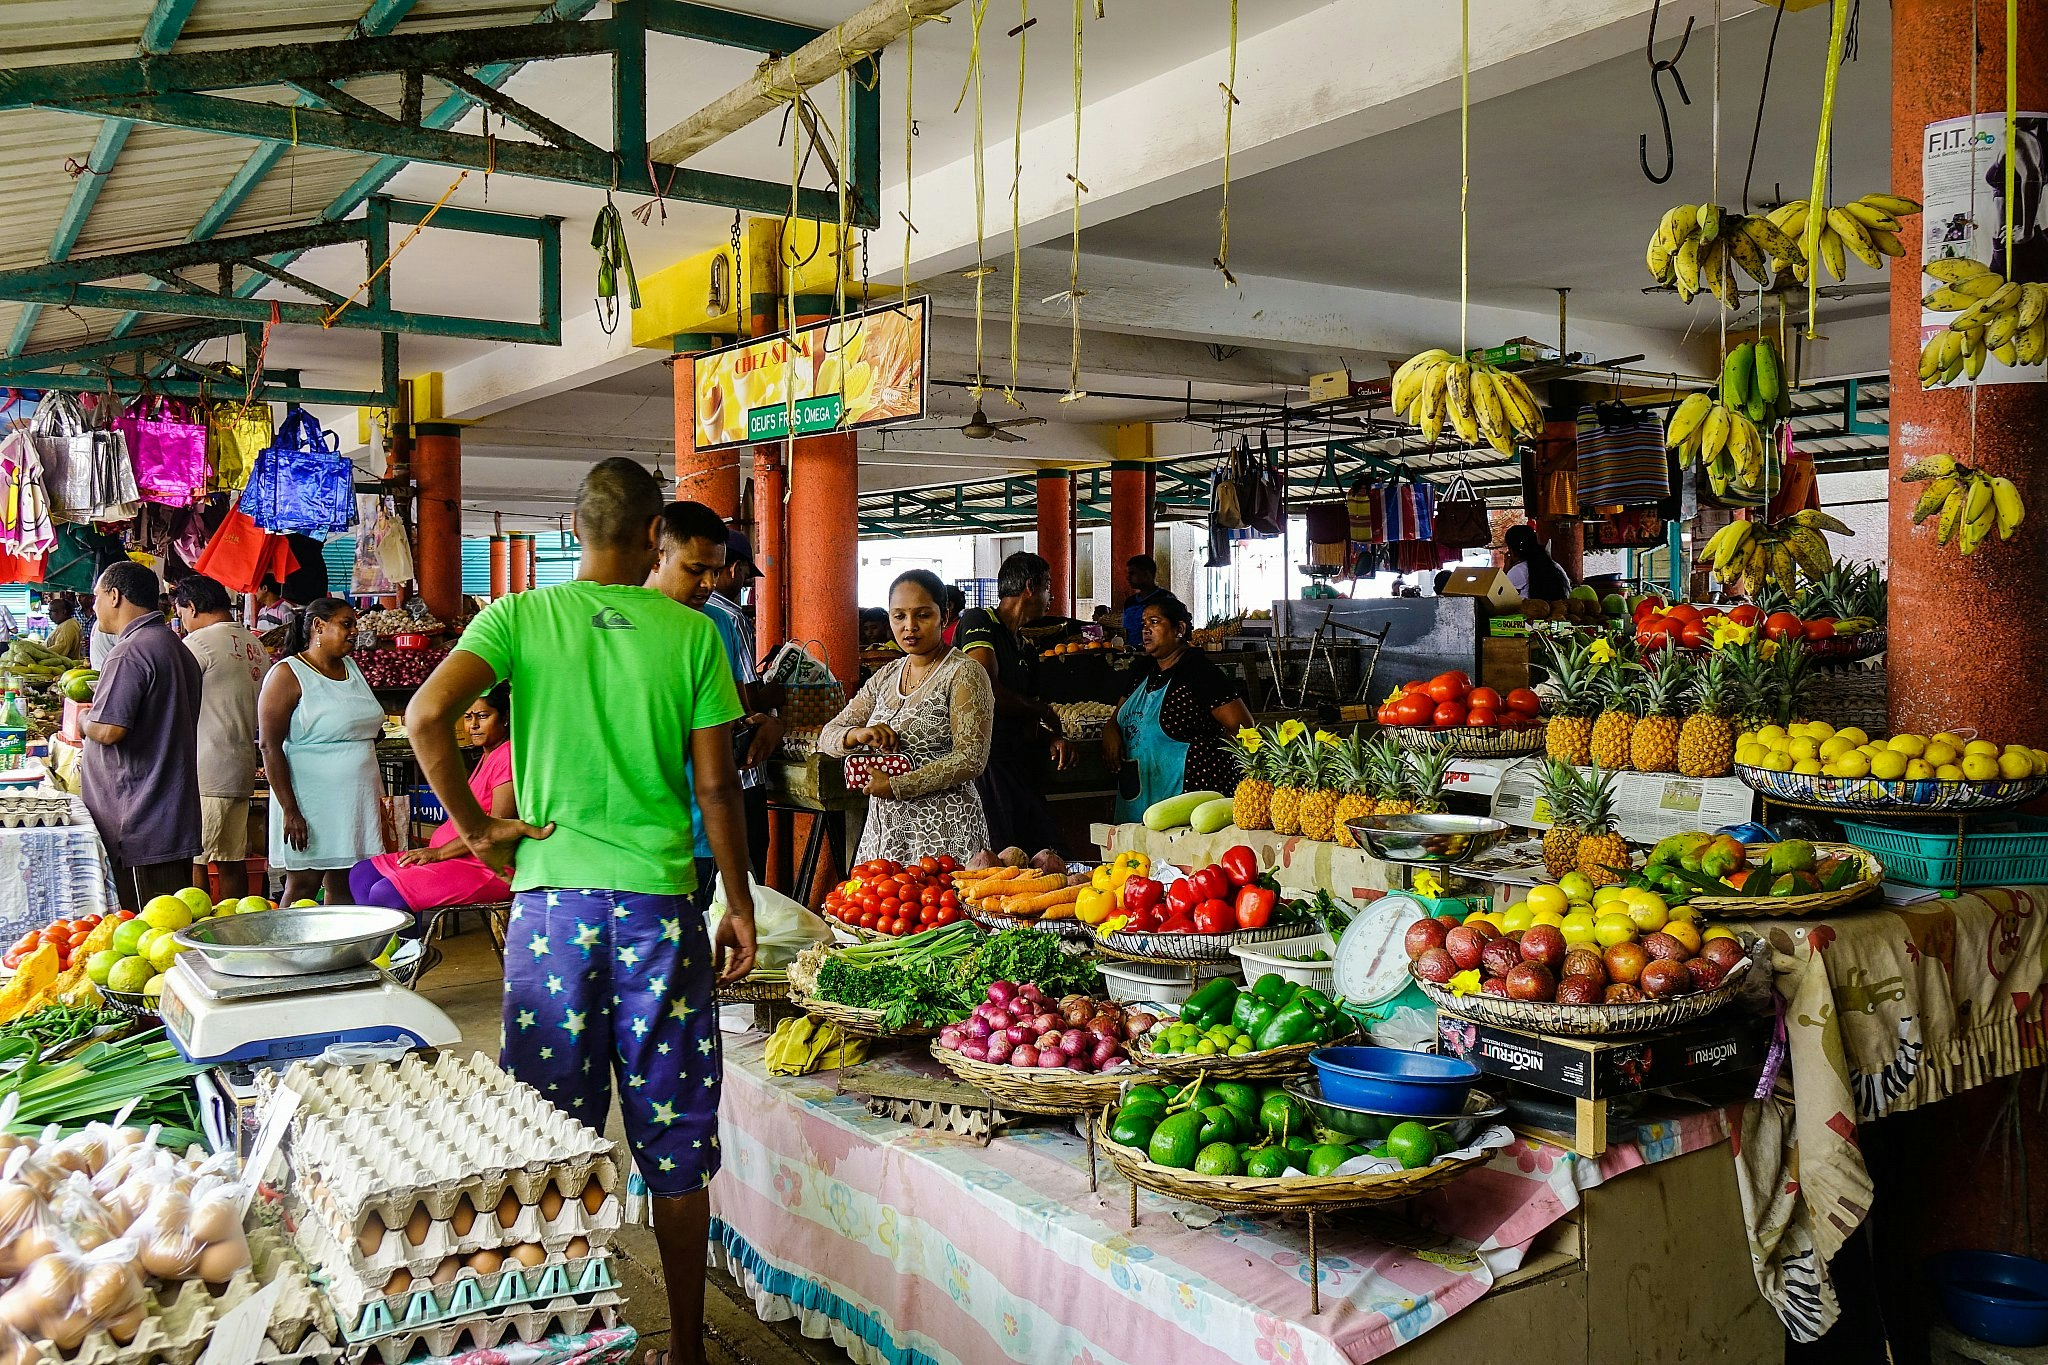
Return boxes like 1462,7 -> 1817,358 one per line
406,458 -> 755,1365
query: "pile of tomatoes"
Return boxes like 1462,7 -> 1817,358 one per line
1633,599 -> 1845,649
823,856 -> 966,936
3,911 -> 131,973
1377,671 -> 1543,730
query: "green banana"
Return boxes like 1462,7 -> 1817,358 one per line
1721,342 -> 1755,410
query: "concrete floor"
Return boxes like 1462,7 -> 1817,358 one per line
417,925 -> 854,1365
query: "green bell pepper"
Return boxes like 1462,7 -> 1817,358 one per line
1181,976 -> 1238,1030
1254,998 -> 1321,1051
1230,989 -> 1262,1031
1240,997 -> 1279,1042
1252,973 -> 1299,1006
1293,987 -> 1334,1020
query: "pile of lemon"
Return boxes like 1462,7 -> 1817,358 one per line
1466,879 -> 1740,953
1736,722 -> 2048,783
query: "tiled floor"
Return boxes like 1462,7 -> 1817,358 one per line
417,926 -> 852,1365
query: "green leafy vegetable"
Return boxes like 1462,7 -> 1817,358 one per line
814,926 -> 1100,1032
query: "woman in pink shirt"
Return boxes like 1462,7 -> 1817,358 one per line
347,683 -> 514,930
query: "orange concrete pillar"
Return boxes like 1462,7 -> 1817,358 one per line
1888,0 -> 2048,742
509,533 -> 535,593
671,333 -> 742,517
1037,470 -> 1073,617
787,431 -> 860,686
1110,425 -> 1154,610
488,536 -> 509,599
412,425 -> 462,623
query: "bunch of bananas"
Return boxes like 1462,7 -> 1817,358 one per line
1719,336 -> 1793,425
1701,510 -> 1852,594
1902,453 -> 2027,555
1666,389 -> 1771,495
1389,349 -> 1544,455
1768,192 -> 1919,281
1645,203 -> 1805,305
1917,257 -> 2048,385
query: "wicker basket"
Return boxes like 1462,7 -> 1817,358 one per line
1680,842 -> 1883,919
790,991 -> 936,1038
962,903 -> 1097,943
1100,922 -> 1304,964
1415,959 -> 1750,1037
717,975 -> 792,1006
1387,725 -> 1547,758
1734,763 -> 2048,814
1803,627 -> 1886,664
1129,1026 -> 1358,1081
1096,1122 -> 1487,1209
929,1044 -> 1146,1114
99,989 -> 160,1024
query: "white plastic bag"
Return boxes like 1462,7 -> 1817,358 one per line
706,876 -> 831,970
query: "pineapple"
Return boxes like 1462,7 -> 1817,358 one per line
1372,738 -> 1418,815
1267,730 -> 1308,836
1588,662 -> 1642,771
1724,639 -> 1778,734
1573,767 -> 1632,887
1536,757 -> 1584,880
1331,734 -> 1376,848
1630,648 -> 1691,774
1228,726 -> 1274,830
1408,747 -> 1455,814
1298,731 -> 1345,842
1539,634 -> 1601,766
1678,653 -> 1737,778
1767,636 -> 1816,729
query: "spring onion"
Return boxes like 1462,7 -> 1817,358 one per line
0,1028 -> 204,1149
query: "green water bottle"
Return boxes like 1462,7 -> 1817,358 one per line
0,688 -> 25,765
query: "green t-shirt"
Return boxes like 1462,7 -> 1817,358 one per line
454,581 -> 743,895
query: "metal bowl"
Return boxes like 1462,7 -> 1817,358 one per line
1343,813 -> 1510,865
1285,1077 -> 1506,1148
171,907 -> 412,977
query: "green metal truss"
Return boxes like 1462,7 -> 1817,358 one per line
0,321 -> 403,406
0,198 -> 562,345
0,0 -> 880,225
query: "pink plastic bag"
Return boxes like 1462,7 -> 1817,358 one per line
117,398 -> 209,507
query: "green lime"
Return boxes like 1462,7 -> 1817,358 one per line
1192,1142 -> 1241,1177
111,919 -> 149,957
1386,1121 -> 1440,1171
146,932 -> 185,972
135,928 -> 167,964
84,950 -> 120,987
1305,1144 -> 1353,1176
106,956 -> 153,994
1243,1146 -> 1289,1179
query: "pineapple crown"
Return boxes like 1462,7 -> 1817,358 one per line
1595,658 -> 1646,714
1689,651 -> 1734,717
1328,732 -> 1370,791
1638,646 -> 1693,717
1575,765 -> 1622,834
1367,734 -> 1408,796
1406,746 -> 1455,810
1536,756 -> 1585,825
1768,636 -> 1815,726
1537,633 -> 1603,717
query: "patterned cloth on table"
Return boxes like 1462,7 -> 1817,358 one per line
0,798 -> 116,941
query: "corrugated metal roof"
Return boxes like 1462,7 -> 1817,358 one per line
0,1 -> 557,67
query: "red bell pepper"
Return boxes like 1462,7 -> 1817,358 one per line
1156,911 -> 1197,934
1218,845 -> 1260,887
1233,885 -> 1277,930
1165,877 -> 1201,915
1189,865 -> 1230,903
1192,898 -> 1234,934
1123,875 -> 1164,917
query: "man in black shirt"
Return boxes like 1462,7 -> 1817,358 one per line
957,552 -> 1073,854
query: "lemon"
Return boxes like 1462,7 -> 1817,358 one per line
2033,749 -> 2048,775
146,932 -> 185,973
1561,912 -> 1599,948
175,887 -> 213,921
1923,742 -> 1959,767
1999,752 -> 2034,780
111,919 -> 150,957
1593,913 -> 1638,947
1904,759 -> 1934,780
1526,884 -> 1568,917
140,897 -> 191,932
236,896 -> 272,914
1830,751 -> 1871,778
1761,751 -> 1795,773
143,974 -> 165,999
1702,924 -> 1739,942
1789,738 -> 1820,762
1820,737 -> 1855,762
1805,720 -> 1836,740
1962,753 -> 2001,781
1965,740 -> 2000,758
1793,758 -> 1824,775
1887,734 -> 1927,757
1932,731 -> 1966,749
1592,885 -> 1629,908
1756,725 -> 1789,747
1500,903 -> 1535,934
1736,743 -> 1770,766
1936,764 -> 1966,780
1836,727 -> 1870,746
1870,751 -> 1909,780
135,928 -> 166,963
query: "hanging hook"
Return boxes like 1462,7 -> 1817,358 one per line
1638,0 -> 1694,185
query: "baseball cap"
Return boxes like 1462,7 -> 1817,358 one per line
724,527 -> 761,578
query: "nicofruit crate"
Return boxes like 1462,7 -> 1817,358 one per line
1837,816 -> 2048,889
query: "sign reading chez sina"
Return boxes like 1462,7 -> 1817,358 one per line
692,297 -> 929,451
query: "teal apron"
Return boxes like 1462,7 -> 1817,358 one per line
1114,674 -> 1190,823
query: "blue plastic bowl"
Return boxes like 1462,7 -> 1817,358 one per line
1308,1046 -> 1479,1118
1933,1251 -> 2048,1347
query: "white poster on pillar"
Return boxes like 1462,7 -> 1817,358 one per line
1919,112 -> 2048,387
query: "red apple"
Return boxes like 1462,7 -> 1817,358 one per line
1405,917 -> 1450,960
1639,959 -> 1694,999
1414,947 -> 1458,984
1480,938 -> 1523,980
1519,925 -> 1567,971
1445,925 -> 1489,971
1504,962 -> 1558,1002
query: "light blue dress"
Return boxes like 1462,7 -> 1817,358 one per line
268,655 -> 387,870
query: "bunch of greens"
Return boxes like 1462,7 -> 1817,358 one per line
815,925 -> 1101,1033
0,1004 -> 126,1056
0,1028 -> 204,1149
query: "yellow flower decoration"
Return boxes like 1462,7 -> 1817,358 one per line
1448,968 -> 1483,997
1587,638 -> 1619,665
1276,719 -> 1308,746
1235,727 -> 1262,752
1314,729 -> 1341,746
1705,617 -> 1756,650
1413,870 -> 1445,898
1758,638 -> 1780,659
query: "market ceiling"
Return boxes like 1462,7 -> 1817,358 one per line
0,1 -> 1899,531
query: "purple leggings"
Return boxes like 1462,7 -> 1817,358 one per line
348,860 -> 425,938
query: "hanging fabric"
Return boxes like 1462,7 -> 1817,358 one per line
1204,465 -> 1234,567
1431,472 -> 1492,548
1212,442 -> 1245,529
118,396 -> 210,506
1523,418 -> 1579,520
351,496 -> 415,593
1765,422 -> 1820,519
1243,433 -> 1285,536
0,423 -> 55,560
1574,403 -> 1671,508
1584,508 -> 1668,550
374,500 -> 415,583
242,406 -> 356,536
205,400 -> 271,493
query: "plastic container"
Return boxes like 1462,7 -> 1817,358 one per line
1096,958 -> 1237,1006
1231,933 -> 1336,992
1838,817 -> 2048,889
1308,1046 -> 1479,1117
1932,1250 -> 2048,1347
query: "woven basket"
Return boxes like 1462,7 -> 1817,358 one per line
929,1044 -> 1147,1114
717,975 -> 792,1005
1803,627 -> 1886,664
1100,922 -> 1304,964
1387,725 -> 1547,758
1096,1122 -> 1487,1209
1680,842 -> 1883,919
963,903 -> 1097,943
1130,1026 -> 1358,1081
790,991 -> 936,1038
99,989 -> 160,1024
1415,959 -> 1750,1037
1734,763 -> 2048,814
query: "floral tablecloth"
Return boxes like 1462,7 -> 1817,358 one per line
429,1326 -> 635,1365
711,1035 -> 1734,1365
1734,889 -> 2048,1342
0,795 -> 113,937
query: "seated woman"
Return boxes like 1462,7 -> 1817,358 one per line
821,569 -> 994,865
349,683 -> 515,933
1104,594 -> 1255,821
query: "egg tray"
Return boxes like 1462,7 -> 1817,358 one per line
347,1300 -> 621,1365
316,1242 -> 619,1345
28,1226 -> 338,1365
291,1184 -> 622,1284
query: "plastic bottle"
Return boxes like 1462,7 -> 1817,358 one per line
0,690 -> 24,766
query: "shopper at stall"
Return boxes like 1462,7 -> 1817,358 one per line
404,457 -> 755,1365
260,597 -> 387,905
42,595 -> 82,659
348,683 -> 514,929
959,551 -> 1073,854
253,579 -> 294,632
173,574 -> 267,900
1120,555 -> 1168,647
1504,525 -> 1573,599
821,569 -> 993,863
942,585 -> 967,645
79,561 -> 202,909
1104,594 -> 1254,820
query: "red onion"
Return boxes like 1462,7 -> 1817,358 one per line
1037,1030 -> 1063,1051
1017,984 -> 1044,1004
1087,1022 -> 1120,1044
984,1009 -> 1013,1032
1037,1050 -> 1067,1069
938,1027 -> 964,1050
1101,1056 -> 1129,1072
1092,1039 -> 1121,1066
1125,1012 -> 1156,1035
986,1038 -> 1012,1063
1033,1012 -> 1061,1034
987,981 -> 1017,1006
1065,1058 -> 1089,1072
1059,1028 -> 1087,1055
958,1042 -> 989,1062
1011,1045 -> 1039,1068
965,1017 -> 992,1041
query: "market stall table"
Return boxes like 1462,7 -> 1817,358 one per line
0,792 -> 114,936
710,1033 -> 1779,1365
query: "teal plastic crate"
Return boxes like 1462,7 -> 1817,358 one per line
1837,817 -> 2048,889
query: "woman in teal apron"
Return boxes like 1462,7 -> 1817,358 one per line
1106,594 -> 1254,822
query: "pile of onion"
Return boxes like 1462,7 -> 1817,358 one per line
936,982 -> 1155,1073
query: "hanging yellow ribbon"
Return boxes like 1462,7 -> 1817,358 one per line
1458,0 -> 1468,351
1802,0 -> 1850,336
1214,0 -> 1238,286
956,0 -> 993,398
1006,0 -> 1028,406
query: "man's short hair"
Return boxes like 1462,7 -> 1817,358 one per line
171,574 -> 231,617
657,500 -> 731,551
1127,554 -> 1158,575
997,551 -> 1051,599
577,459 -> 665,549
99,561 -> 159,609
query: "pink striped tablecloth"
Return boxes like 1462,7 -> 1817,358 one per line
710,1036 -> 1734,1365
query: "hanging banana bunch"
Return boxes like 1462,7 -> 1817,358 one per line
1902,453 -> 2027,555
1917,257 -> 2048,386
1389,351 -> 1543,456
1701,511 -> 1851,595
1665,389 -> 1769,498
1645,203 -> 1805,306
1767,192 -> 1920,282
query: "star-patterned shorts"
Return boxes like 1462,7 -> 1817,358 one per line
502,887 -> 722,1197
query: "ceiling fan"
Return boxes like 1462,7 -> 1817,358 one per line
897,400 -> 1047,443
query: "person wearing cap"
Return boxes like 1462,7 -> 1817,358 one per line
706,525 -> 776,882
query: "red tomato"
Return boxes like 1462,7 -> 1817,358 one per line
890,916 -> 911,936
1505,688 -> 1542,716
941,890 -> 958,908
1727,603 -> 1762,627
1637,620 -> 1670,648
936,854 -> 959,873
1632,596 -> 1665,622
1664,603 -> 1702,626
1391,692 -> 1435,727
1804,618 -> 1837,640
1424,674 -> 1470,704
1432,701 -> 1468,728
1697,605 -> 1724,619
919,855 -> 940,874
1465,707 -> 1499,728
1764,611 -> 1804,642
1679,621 -> 1709,649
1467,687 -> 1502,710
17,932 -> 40,950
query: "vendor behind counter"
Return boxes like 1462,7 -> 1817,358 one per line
958,553 -> 1074,853
1104,594 -> 1251,822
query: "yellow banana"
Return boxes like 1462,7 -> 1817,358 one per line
2018,283 -> 2048,331
1920,332 -> 1948,384
1768,200 -> 1810,239
1724,226 -> 1772,286
1675,236 -> 1702,295
1956,272 -> 2008,300
1991,476 -> 2027,539
1496,371 -> 1544,435
1924,287 -> 1986,312
1790,509 -> 1853,535
1828,207 -> 1884,269
1858,192 -> 1923,217
1987,308 -> 2022,350
1666,392 -> 1713,450
1742,215 -> 1803,265
1900,453 -> 1959,482
1925,255 -> 1992,284
1993,339 -> 2021,366
1964,472 -> 1994,526
1444,362 -> 1478,443
1869,228 -> 1905,258
1911,475 -> 1961,522
1698,203 -> 1723,244
1392,349 -> 1450,404
1816,225 -> 1847,281
1786,527 -> 1833,578
1965,336 -> 1989,380
1841,201 -> 1900,233
2019,317 -> 2048,365
1647,235 -> 1674,283
1982,281 -> 2025,314
1700,404 -> 1730,465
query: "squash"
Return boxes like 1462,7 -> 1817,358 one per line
1189,797 -> 1236,835
0,945 -> 59,1024
1142,791 -> 1226,832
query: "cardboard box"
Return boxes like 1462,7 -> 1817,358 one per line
62,697 -> 90,742
1308,369 -> 1352,401
1440,566 -> 1522,612
1478,636 -> 1529,694
1466,341 -> 1562,368
1487,615 -> 1528,638
1437,1012 -> 1771,1101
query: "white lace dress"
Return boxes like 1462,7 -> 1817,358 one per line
820,650 -> 994,863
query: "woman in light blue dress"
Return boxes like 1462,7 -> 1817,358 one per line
259,597 -> 387,904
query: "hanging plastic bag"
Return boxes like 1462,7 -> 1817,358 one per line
71,396 -> 141,524
374,500 -> 414,582
28,393 -> 88,524
205,399 -> 270,493
0,427 -> 55,559
706,876 -> 832,970
194,499 -> 282,594
351,496 -> 394,595
243,406 -> 355,536
117,396 -> 209,507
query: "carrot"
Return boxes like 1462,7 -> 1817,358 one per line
953,866 -> 1032,885
1001,884 -> 1083,914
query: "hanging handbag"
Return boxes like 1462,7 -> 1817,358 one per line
0,426 -> 55,558
1244,434 -> 1286,536
1584,508 -> 1667,550
71,395 -> 141,524
244,406 -> 357,535
205,400 -> 270,493
119,396 -> 210,507
1213,441 -> 1245,530
1346,476 -> 1378,543
1430,472 -> 1492,549
194,498 -> 284,594
29,392 -> 88,524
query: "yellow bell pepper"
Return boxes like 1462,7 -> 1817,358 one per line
1076,885 -> 1117,926
1113,851 -> 1151,877
1091,865 -> 1116,893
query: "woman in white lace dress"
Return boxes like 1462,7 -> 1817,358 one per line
821,570 -> 994,863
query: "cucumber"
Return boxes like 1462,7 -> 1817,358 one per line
1189,797 -> 1235,835
1142,790 -> 1226,832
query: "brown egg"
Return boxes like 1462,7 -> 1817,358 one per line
403,1206 -> 431,1247
564,1237 -> 589,1260
196,1240 -> 251,1285
449,1197 -> 475,1238
429,1256 -> 460,1286
495,1191 -> 521,1227
357,1212 -> 386,1256
466,1249 -> 503,1275
538,1187 -> 564,1220
106,1307 -> 145,1346
508,1243 -> 545,1269
384,1269 -> 413,1296
580,1180 -> 605,1214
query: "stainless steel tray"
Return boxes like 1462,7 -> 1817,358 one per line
171,906 -> 412,977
